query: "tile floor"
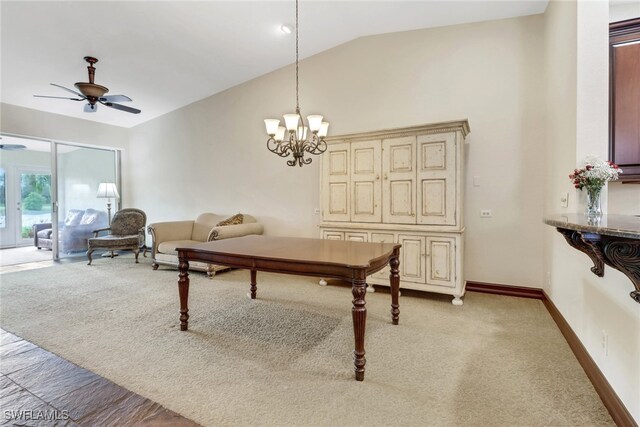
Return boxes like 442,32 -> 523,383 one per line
0,329 -> 199,426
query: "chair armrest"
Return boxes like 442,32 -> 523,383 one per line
92,227 -> 111,237
208,222 -> 264,241
33,223 -> 52,233
148,221 -> 194,256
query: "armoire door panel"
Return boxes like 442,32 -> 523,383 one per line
421,142 -> 446,170
426,236 -> 455,288
351,140 -> 381,223
345,232 -> 368,242
398,234 -> 426,283
322,143 -> 351,221
383,136 -> 416,224
329,183 -> 348,214
323,230 -> 344,240
417,133 -> 456,225
421,179 -> 446,217
329,150 -> 348,175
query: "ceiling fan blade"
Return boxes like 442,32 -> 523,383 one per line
101,101 -> 141,114
34,95 -> 84,101
50,83 -> 86,98
84,103 -> 98,113
99,95 -> 132,103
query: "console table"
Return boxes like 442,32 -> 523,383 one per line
544,214 -> 640,303
176,235 -> 402,381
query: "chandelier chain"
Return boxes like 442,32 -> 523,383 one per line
295,0 -> 299,112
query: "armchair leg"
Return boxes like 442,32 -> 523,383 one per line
87,249 -> 94,265
152,262 -> 159,270
133,248 -> 140,264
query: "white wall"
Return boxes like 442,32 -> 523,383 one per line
610,2 -> 640,22
543,0 -> 639,421
129,14 -> 546,289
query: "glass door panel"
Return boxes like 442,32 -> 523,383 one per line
18,170 -> 52,245
56,145 -> 118,259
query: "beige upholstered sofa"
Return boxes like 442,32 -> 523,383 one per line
147,213 -> 263,276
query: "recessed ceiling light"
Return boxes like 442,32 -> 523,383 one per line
281,24 -> 293,34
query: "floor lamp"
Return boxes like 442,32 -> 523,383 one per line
96,182 -> 119,257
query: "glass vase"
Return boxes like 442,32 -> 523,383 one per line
585,185 -> 602,218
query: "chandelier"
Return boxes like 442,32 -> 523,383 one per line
264,0 -> 329,167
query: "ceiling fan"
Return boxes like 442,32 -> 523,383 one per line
34,56 -> 141,114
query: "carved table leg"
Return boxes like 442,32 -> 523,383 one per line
249,269 -> 257,299
178,256 -> 190,331
351,276 -> 367,381
390,251 -> 400,325
152,262 -> 159,271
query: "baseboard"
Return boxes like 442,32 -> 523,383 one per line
541,291 -> 637,427
466,281 -> 636,426
466,281 -> 545,299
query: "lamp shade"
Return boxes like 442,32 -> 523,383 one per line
307,115 -> 323,132
264,119 -> 280,136
96,182 -> 120,199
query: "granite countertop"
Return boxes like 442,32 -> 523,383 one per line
543,214 -> 640,239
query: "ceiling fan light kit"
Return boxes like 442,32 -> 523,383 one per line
264,0 -> 329,167
34,56 -> 141,114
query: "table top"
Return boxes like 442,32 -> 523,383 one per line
543,214 -> 640,239
178,235 -> 401,269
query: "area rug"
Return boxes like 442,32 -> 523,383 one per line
0,254 -> 613,426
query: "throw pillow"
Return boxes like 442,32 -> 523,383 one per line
64,209 -> 84,226
216,213 -> 244,227
80,208 -> 103,225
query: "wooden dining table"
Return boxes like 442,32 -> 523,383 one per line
176,235 -> 401,381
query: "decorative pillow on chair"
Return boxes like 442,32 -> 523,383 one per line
216,214 -> 244,227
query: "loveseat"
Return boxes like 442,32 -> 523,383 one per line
33,209 -> 109,253
148,213 -> 263,277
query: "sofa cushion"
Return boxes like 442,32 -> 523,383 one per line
192,213 -> 224,242
37,229 -> 53,239
88,235 -> 139,249
216,214 -> 244,227
158,240 -> 203,256
80,209 -> 106,225
64,209 -> 84,226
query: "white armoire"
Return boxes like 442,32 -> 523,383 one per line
319,119 -> 470,305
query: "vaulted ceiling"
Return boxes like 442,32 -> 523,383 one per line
1,1 -> 548,128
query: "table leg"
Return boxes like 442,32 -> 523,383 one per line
390,250 -> 400,325
178,257 -> 190,331
250,269 -> 257,299
351,277 -> 367,381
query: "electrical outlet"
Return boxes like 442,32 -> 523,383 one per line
480,209 -> 492,218
602,330 -> 608,356
560,192 -> 569,208
313,208 -> 321,215
473,176 -> 481,187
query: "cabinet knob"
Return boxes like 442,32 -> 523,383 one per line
384,174 -> 388,180
375,174 -> 380,180
411,213 -> 415,217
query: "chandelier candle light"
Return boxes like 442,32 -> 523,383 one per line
264,0 -> 329,167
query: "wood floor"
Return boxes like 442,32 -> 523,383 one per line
0,329 -> 199,426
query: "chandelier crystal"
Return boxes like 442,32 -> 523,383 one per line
264,0 -> 329,167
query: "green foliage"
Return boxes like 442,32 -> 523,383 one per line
21,225 -> 34,238
23,192 -> 46,211
21,174 -> 51,204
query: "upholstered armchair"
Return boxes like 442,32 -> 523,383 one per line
148,213 -> 263,277
87,208 -> 147,265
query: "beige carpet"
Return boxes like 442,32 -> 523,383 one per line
0,254 -> 613,426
